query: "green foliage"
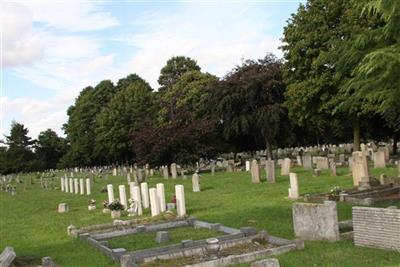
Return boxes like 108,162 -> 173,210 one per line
95,77 -> 155,163
35,129 -> 67,170
158,56 -> 201,92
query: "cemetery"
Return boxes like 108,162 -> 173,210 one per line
2,0 -> 400,266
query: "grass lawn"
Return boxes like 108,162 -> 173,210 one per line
0,165 -> 399,266
107,226 -> 220,251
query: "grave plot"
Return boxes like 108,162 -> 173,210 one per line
76,217 -> 303,267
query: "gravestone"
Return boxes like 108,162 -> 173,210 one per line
149,188 -> 160,217
175,185 -> 186,217
0,246 -> 16,267
373,150 -> 386,168
352,152 -> 370,187
73,178 -> 79,194
107,184 -> 114,203
251,258 -> 280,267
265,160 -> 276,183
288,173 -> 299,199
119,185 -> 127,210
329,160 -> 337,176
293,201 -> 339,241
86,178 -> 91,195
170,163 -> 177,179
155,231 -> 170,243
131,185 -> 143,215
210,161 -> 216,176
281,158 -> 291,176
296,155 -> 302,167
156,183 -> 166,212
162,166 -> 169,179
141,182 -> 150,209
58,203 -> 69,213
314,157 -> 329,170
69,178 -> 74,194
302,155 -> 313,169
60,177 -> 64,192
64,177 -> 69,193
79,179 -> 84,195
192,173 -> 201,192
251,160 -> 260,183
245,160 -> 251,172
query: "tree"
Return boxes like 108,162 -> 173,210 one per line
95,76 -> 155,163
211,54 -> 290,159
35,129 -> 67,170
2,121 -> 35,173
158,70 -> 218,123
63,80 -> 116,166
281,0 -> 378,151
158,56 -> 201,92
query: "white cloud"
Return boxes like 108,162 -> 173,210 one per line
123,4 -> 282,89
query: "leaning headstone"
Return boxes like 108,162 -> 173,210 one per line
251,160 -> 260,183
149,188 -> 160,217
293,201 -> 339,241
140,182 -> 150,209
281,158 -> 291,176
58,203 -> 69,213
288,173 -> 299,199
107,184 -> 114,203
373,150 -> 386,168
119,185 -> 127,210
265,160 -> 276,183
155,231 -> 170,244
170,163 -> 178,179
156,183 -> 166,212
251,258 -> 280,267
0,246 -> 16,267
192,173 -> 201,192
175,185 -> 186,217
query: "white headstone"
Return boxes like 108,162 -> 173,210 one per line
171,163 -> 177,179
149,188 -> 160,217
192,173 -> 201,192
140,182 -> 150,209
245,161 -> 251,172
175,185 -> 186,217
86,178 -> 91,195
73,178 -> 79,194
60,177 -> 65,192
119,185 -> 127,210
163,166 -> 169,179
64,177 -> 69,193
107,184 -> 114,203
288,172 -> 299,199
69,178 -> 74,193
156,183 -> 166,212
79,179 -> 84,195
131,185 -> 143,215
373,150 -> 386,168
281,158 -> 291,176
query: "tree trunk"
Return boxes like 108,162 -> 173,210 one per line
353,119 -> 361,152
266,138 -> 272,160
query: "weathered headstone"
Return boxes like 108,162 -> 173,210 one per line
162,166 -> 169,179
0,246 -> 16,267
175,185 -> 186,217
288,173 -> 299,199
170,163 -> 178,179
251,258 -> 280,267
314,156 -> 329,170
329,160 -> 337,176
210,161 -> 216,176
352,152 -> 370,187
155,231 -> 170,243
251,159 -> 260,183
302,154 -> 313,169
373,150 -> 386,168
265,160 -> 276,183
58,203 -> 69,213
281,158 -> 291,176
293,201 -> 339,241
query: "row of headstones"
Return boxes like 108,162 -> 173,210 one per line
106,183 -> 186,217
60,176 -> 91,195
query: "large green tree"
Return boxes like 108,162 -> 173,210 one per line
211,54 -> 290,159
282,0 -> 379,151
35,129 -> 67,170
95,76 -> 155,163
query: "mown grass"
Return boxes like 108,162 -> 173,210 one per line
108,227 -> 220,251
0,165 -> 399,266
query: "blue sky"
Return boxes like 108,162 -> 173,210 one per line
2,0 -> 303,138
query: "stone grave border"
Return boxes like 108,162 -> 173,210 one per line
77,217 -> 303,266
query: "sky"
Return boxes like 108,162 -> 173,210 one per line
1,0 -> 303,139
